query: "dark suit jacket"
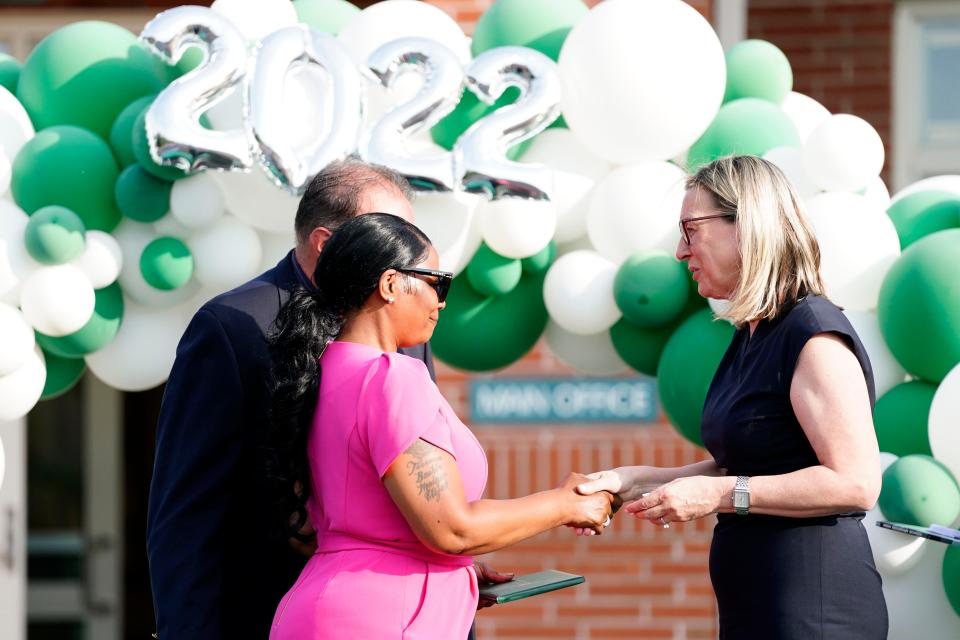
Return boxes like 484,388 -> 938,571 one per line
147,251 -> 434,639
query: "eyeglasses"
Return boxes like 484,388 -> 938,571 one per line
678,213 -> 736,246
396,267 -> 453,303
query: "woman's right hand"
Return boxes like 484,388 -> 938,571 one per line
555,472 -> 618,534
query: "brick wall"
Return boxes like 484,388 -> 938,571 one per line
747,0 -> 894,179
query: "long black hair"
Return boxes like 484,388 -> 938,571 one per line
266,213 -> 432,540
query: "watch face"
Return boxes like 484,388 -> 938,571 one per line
734,492 -> 748,509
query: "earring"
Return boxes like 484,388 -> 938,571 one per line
387,297 -> 395,304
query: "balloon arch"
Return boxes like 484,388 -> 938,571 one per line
0,0 -> 958,632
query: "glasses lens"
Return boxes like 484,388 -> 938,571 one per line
434,276 -> 451,303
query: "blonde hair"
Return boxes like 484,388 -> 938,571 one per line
685,155 -> 826,326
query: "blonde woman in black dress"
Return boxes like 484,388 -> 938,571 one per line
579,155 -> 887,639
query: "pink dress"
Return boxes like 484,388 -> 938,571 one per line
270,341 -> 488,639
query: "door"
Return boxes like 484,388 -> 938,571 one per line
26,375 -> 123,640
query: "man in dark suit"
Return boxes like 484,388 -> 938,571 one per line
146,160 -> 432,638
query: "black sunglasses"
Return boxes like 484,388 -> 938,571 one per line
396,267 -> 453,303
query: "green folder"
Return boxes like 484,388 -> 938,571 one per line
478,570 -> 585,604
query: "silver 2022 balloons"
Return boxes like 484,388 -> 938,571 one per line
140,7 -> 561,201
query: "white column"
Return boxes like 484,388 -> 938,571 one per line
0,417 -> 27,640
714,0 -> 748,50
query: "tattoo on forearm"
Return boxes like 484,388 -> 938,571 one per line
404,439 -> 449,502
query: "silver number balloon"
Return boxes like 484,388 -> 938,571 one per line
454,47 -> 562,200
140,6 -> 253,172
363,38 -> 464,192
247,26 -> 363,195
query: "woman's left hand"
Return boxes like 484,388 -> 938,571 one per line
474,561 -> 515,610
624,476 -> 732,525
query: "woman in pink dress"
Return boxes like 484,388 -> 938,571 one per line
266,213 -> 615,639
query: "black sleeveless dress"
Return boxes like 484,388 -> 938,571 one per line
701,295 -> 888,639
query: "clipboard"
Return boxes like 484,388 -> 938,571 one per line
876,520 -> 960,545
478,569 -> 585,604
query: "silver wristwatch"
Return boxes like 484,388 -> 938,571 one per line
734,476 -> 750,515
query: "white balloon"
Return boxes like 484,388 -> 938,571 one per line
256,229 -> 295,275
929,363 -> 960,487
171,173 -> 226,230
844,310 -> 908,398
863,502 -> 928,576
338,0 -> 470,66
153,215 -> 192,240
413,191 -> 483,275
0,85 -> 35,162
188,216 -> 262,292
544,321 -> 629,376
216,168 -> 300,233
884,544 -> 960,640
19,265 -> 95,337
543,250 -> 621,335
0,432 -> 4,493
211,0 -> 299,43
779,91 -> 831,144
480,198 -> 556,260
762,145 -> 819,198
0,303 -> 35,376
862,176 -> 892,212
114,220 -> 200,307
805,192 -> 900,310
204,86 -> 245,132
521,129 -> 611,243
555,234 -> 596,259
0,199 -> 38,303
587,162 -> 686,264
890,175 -> 960,206
708,297 -> 733,322
0,149 -> 10,199
803,114 -> 885,193
70,230 -> 122,289
558,0 -> 725,164
0,345 -> 45,421
85,299 -> 190,392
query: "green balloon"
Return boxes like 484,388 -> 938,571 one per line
16,21 -> 167,139
614,251 -> 689,328
874,381 -> 936,457
686,98 -> 800,171
35,282 -> 124,358
657,309 -> 735,447
431,271 -> 549,371
522,241 -> 557,275
886,190 -> 960,249
0,53 -> 21,94
944,545 -> 960,617
878,454 -> 960,527
115,164 -> 172,223
466,244 -> 522,297
110,95 -> 155,168
24,206 -> 86,265
140,236 -> 194,291
472,0 -> 588,62
610,318 -> 676,377
431,88 -> 531,160
878,229 -> 960,382
293,0 -> 360,35
132,103 -> 189,181
723,39 -> 793,104
40,349 -> 86,401
11,126 -> 122,232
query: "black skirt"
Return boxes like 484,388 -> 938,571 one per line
710,513 -> 888,639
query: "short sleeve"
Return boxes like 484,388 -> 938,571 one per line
358,352 -> 456,477
781,297 -> 876,406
